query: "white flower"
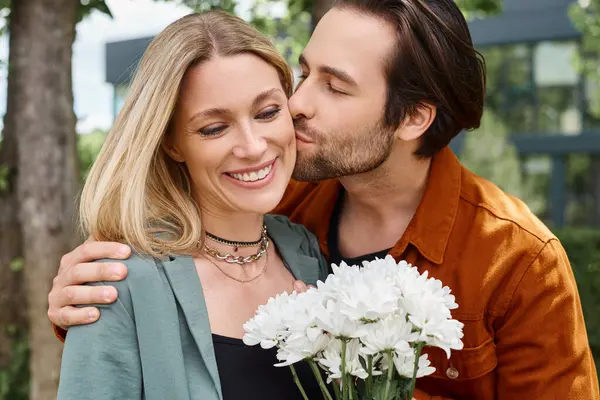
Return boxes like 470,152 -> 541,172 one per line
275,329 -> 331,366
362,256 -> 406,281
244,255 -> 464,389
393,353 -> 436,378
402,291 -> 464,358
420,319 -> 464,358
281,288 -> 324,331
395,267 -> 458,311
318,339 -> 369,383
274,289 -> 332,366
316,257 -> 401,324
243,292 -> 296,349
359,314 -> 418,356
314,299 -> 364,338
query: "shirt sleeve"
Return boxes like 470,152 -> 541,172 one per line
57,282 -> 142,400
53,323 -> 67,343
495,238 -> 599,399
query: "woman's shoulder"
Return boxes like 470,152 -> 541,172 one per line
90,252 -> 183,312
265,214 -> 330,282
95,253 -> 163,286
264,214 -> 313,239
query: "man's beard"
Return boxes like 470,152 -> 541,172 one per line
292,117 -> 396,181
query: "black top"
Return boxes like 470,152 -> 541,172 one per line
328,190 -> 392,267
213,192 -> 392,399
212,334 -> 325,400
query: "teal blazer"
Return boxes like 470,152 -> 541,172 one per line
57,215 -> 329,400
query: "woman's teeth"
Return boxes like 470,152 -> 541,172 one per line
230,165 -> 272,182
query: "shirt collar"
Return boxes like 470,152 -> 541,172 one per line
309,146 -> 462,265
395,146 -> 462,265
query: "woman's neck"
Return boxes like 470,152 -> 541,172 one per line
198,208 -> 266,255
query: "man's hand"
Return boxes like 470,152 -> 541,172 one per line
47,240 -> 130,330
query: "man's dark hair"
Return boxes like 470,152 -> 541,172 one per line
335,0 -> 486,157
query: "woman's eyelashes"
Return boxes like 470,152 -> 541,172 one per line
197,106 -> 282,137
255,106 -> 281,121
199,124 -> 227,136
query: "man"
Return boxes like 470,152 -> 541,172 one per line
48,0 -> 599,398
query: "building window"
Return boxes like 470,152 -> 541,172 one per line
480,40 -> 583,135
534,41 -> 581,135
481,44 -> 536,134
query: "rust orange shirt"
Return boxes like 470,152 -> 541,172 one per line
273,146 -> 599,400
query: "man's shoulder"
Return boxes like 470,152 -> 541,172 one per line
274,179 -> 337,218
458,167 -> 555,245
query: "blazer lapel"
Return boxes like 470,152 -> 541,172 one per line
266,217 -> 321,286
158,217 -> 322,400
161,255 -> 223,400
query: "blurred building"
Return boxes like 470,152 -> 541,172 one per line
104,0 -> 600,228
457,0 -> 600,228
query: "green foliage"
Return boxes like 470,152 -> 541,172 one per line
76,0 -> 112,24
370,375 -> 402,400
455,0 -> 502,18
460,111 -> 547,216
0,328 -> 28,400
155,0 -> 237,13
461,111 -> 524,197
556,228 -> 600,377
249,0 -> 311,67
77,130 -> 106,181
0,0 -> 113,35
8,257 -> 23,273
570,0 -> 600,118
0,165 -> 8,192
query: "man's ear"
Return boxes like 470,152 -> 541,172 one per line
395,103 -> 436,141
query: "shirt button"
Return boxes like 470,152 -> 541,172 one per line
446,367 -> 459,379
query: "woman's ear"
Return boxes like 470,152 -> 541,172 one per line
395,103 -> 436,142
162,135 -> 185,163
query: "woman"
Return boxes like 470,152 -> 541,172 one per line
57,10 -> 328,400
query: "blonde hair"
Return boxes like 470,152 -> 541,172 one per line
80,11 -> 294,257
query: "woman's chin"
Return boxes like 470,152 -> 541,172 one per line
234,195 -> 283,216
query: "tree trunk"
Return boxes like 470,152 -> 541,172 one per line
11,0 -> 80,399
0,40 -> 26,369
312,0 -> 335,30
0,0 -> 27,386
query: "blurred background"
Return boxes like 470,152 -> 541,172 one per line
0,0 -> 599,398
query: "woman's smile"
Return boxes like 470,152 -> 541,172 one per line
223,158 -> 278,189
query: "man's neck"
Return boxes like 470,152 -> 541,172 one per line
334,144 -> 432,258
339,144 -> 431,225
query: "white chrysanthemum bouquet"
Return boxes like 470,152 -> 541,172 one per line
243,256 -> 464,400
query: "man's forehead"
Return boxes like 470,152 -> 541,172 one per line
304,8 -> 395,74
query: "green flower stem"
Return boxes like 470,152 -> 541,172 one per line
289,364 -> 309,400
309,360 -> 334,400
408,343 -> 426,400
349,375 -> 355,400
341,339 -> 348,400
383,350 -> 394,400
366,355 -> 373,397
332,379 -> 342,400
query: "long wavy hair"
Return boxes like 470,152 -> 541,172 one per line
79,11 -> 294,257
